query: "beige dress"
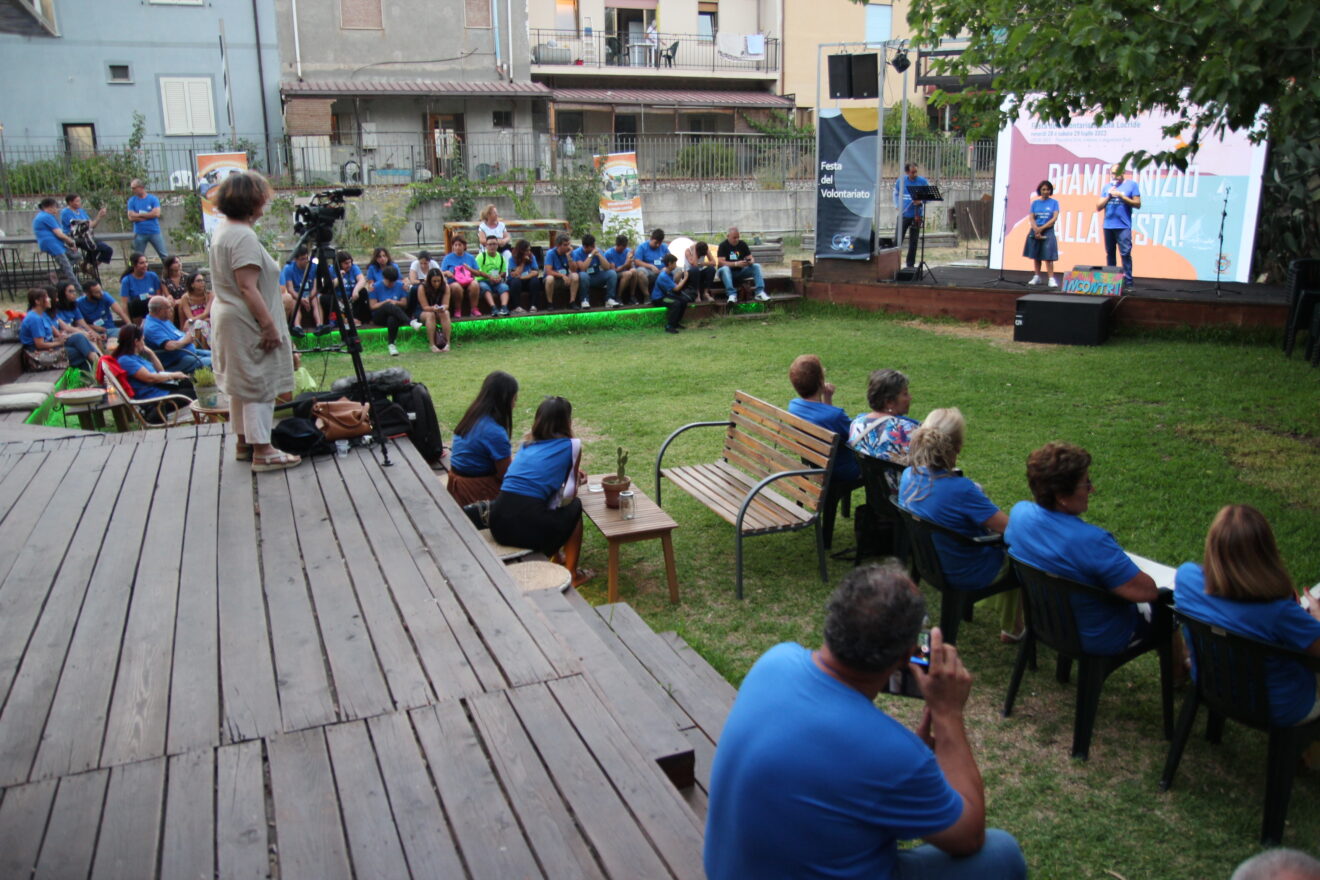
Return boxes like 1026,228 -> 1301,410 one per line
209,219 -> 294,401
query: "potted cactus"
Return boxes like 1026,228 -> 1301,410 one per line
601,445 -> 631,509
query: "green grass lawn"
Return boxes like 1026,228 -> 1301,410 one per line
342,302 -> 1320,879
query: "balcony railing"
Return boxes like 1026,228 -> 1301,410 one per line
529,28 -> 779,74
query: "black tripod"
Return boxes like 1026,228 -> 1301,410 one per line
287,193 -> 392,467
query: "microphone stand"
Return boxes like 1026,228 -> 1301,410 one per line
1214,184 -> 1232,298
986,188 -> 1027,287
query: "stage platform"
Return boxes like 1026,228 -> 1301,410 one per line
806,260 -> 1289,331
0,424 -> 708,879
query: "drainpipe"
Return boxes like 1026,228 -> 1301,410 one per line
251,0 -> 273,154
506,0 -> 514,81
492,0 -> 504,76
291,0 -> 303,80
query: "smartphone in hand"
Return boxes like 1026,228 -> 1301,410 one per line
884,630 -> 932,699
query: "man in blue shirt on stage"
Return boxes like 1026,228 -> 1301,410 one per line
1096,163 -> 1141,287
144,295 -> 210,373
705,563 -> 1027,880
127,178 -> 169,259
895,163 -> 929,269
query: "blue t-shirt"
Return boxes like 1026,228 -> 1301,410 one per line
1030,197 -> 1060,230
1004,500 -> 1142,654
116,352 -> 168,399
127,194 -> 161,234
634,241 -> 668,268
788,398 -> 860,483
440,253 -> 478,276
33,211 -> 65,255
336,263 -> 362,293
450,415 -> 513,477
896,175 -> 930,219
143,313 -> 193,353
545,248 -> 573,275
60,206 -> 89,236
900,467 -> 1004,590
570,246 -> 607,274
280,261 -> 314,292
120,271 -> 160,303
511,253 -> 539,275
77,294 -> 119,330
705,643 -> 963,880
602,246 -> 632,269
365,261 -> 400,291
54,305 -> 80,327
652,268 -> 678,301
500,437 -> 574,502
1102,179 -> 1140,229
371,280 -> 407,306
18,311 -> 54,349
1174,563 -> 1320,726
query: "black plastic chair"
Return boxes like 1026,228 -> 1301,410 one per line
819,473 -> 858,552
660,40 -> 679,67
895,506 -> 1017,645
1004,557 -> 1175,760
1160,610 -> 1320,844
853,454 -> 911,567
1283,257 -> 1320,359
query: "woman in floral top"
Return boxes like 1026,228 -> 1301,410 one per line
848,368 -> 920,463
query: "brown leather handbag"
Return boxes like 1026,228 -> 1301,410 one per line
312,399 -> 371,440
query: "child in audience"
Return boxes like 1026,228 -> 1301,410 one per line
369,264 -> 410,357
652,253 -> 690,334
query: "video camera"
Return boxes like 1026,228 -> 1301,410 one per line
293,187 -> 363,241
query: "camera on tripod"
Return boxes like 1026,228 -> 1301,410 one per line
294,187 -> 362,242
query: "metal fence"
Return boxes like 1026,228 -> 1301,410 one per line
528,28 -> 780,73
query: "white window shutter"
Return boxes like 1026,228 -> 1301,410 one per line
160,77 -> 216,135
187,80 -> 216,135
161,79 -> 190,135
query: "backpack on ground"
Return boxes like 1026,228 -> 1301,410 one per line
393,381 -> 445,464
271,417 -> 337,457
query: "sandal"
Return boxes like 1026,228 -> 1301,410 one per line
252,451 -> 301,472
235,435 -> 252,462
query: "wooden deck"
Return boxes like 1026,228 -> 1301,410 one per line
0,424 -> 715,879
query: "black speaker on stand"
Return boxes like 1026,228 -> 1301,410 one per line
827,53 -> 879,100
828,55 -> 853,99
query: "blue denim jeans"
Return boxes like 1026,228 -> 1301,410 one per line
156,346 -> 211,373
895,828 -> 1028,880
1103,227 -> 1133,282
581,268 -> 618,304
63,332 -> 96,370
717,263 -> 764,295
132,231 -> 170,260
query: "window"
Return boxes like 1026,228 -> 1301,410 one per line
107,63 -> 132,83
341,0 -> 382,30
148,0 -> 203,5
465,0 -> 491,28
554,0 -> 577,32
698,12 -> 717,40
160,77 -> 217,136
63,124 -> 96,155
864,3 -> 892,45
492,110 -> 513,129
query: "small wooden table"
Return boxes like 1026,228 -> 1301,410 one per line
190,389 -> 229,424
581,475 -> 680,604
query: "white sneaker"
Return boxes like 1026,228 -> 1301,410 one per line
409,318 -> 423,331
512,306 -> 526,315
388,343 -> 399,357
605,298 -> 619,308
726,293 -> 738,304
1047,276 -> 1058,288
754,291 -> 770,302
1027,275 -> 1041,285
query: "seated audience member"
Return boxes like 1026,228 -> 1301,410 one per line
32,197 -> 79,283
441,236 -> 482,318
364,247 -> 398,294
603,235 -> 640,304
477,203 -> 512,256
849,368 -> 921,469
543,234 -> 579,310
52,280 -> 104,347
684,239 -> 719,302
448,370 -> 519,505
159,255 -> 188,300
507,239 -> 545,313
717,226 -> 769,303
19,287 -> 98,370
489,395 -> 590,587
633,228 -> 668,290
60,193 -> 114,269
787,353 -> 862,490
407,249 -> 443,286
1005,442 -> 1174,656
114,324 -> 193,420
119,252 -> 161,322
176,271 -> 214,348
369,264 -> 410,357
476,235 -> 512,316
410,268 -> 452,353
76,279 -> 127,339
704,562 -> 1027,880
899,407 -> 1021,639
331,249 -> 364,326
280,245 -> 322,333
144,295 -> 210,373
571,233 -> 619,308
651,253 -> 690,334
1175,504 -> 1320,726
1231,848 -> 1320,880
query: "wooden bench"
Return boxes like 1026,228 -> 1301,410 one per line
654,390 -> 841,599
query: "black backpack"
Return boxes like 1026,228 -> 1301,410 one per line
393,381 -> 445,464
271,417 -> 337,457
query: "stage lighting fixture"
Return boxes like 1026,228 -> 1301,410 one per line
891,50 -> 910,73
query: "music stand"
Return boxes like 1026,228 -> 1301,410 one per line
907,184 -> 943,283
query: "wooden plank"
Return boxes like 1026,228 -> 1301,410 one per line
34,768 -> 108,880
412,700 -> 543,879
340,449 -> 508,695
101,439 -> 194,768
658,631 -> 739,707
524,588 -> 694,787
282,460 -> 393,721
0,448 -> 45,525
216,433 -> 281,743
266,728 -> 352,880
727,412 -> 828,474
255,469 -> 338,733
727,405 -> 835,463
507,681 -> 676,879
167,433 -> 222,755
0,778 -> 56,879
467,690 -> 608,880
548,675 -> 707,878
0,445 -> 133,787
595,605 -> 731,741
663,463 -> 811,533
711,461 -> 819,523
90,756 -> 166,880
733,390 -> 838,445
161,748 -> 215,880
216,740 -> 268,880
324,721 -> 412,879
366,711 -> 467,879
681,725 -> 716,804
32,445 -> 163,782
721,435 -> 824,508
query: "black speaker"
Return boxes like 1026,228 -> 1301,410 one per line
1013,293 -> 1116,345
850,54 -> 879,99
828,55 -> 852,99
